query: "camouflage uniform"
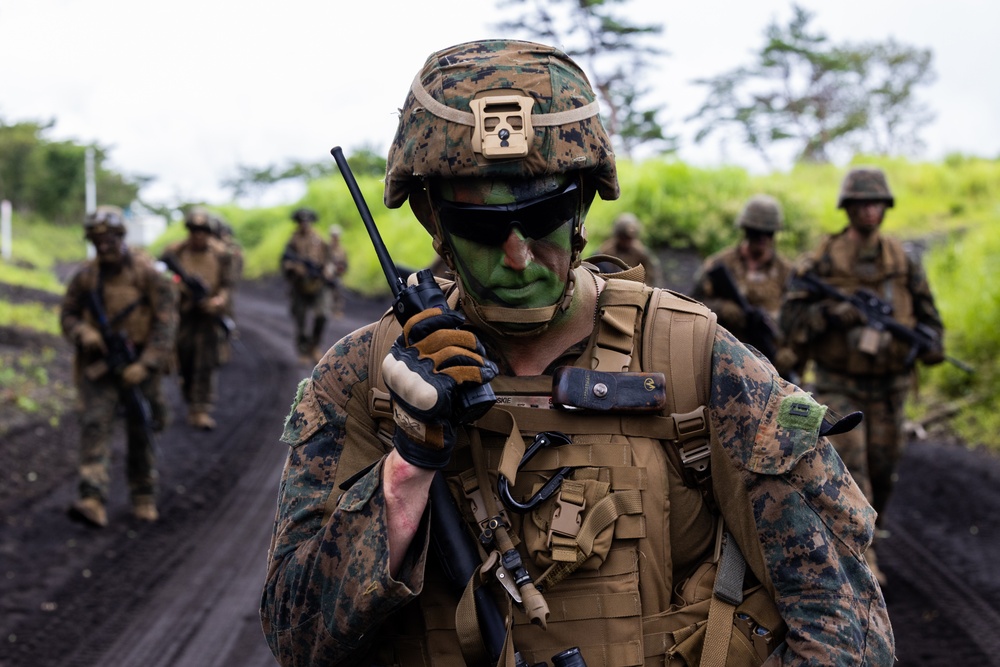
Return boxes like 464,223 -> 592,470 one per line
692,196 -> 796,378
780,168 -> 945,583
61,211 -> 177,519
262,41 -> 893,667
282,210 -> 332,362
212,214 -> 243,365
596,213 -> 663,287
326,225 -> 349,318
161,218 -> 234,428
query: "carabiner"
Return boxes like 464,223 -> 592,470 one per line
497,431 -> 573,513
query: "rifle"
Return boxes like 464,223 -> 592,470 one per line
280,247 -> 340,289
160,254 -> 236,338
706,264 -> 780,362
791,271 -> 973,373
84,288 -> 159,452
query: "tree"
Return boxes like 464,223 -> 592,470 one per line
0,117 -> 141,223
221,144 -> 386,201
493,0 -> 677,158
688,5 -> 935,165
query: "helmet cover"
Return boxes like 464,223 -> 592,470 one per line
384,39 -> 619,217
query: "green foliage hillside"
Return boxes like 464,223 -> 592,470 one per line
3,155 -> 1000,446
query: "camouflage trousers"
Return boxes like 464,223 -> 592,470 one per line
814,366 -> 912,525
177,315 -> 221,413
289,288 -> 330,356
75,372 -> 160,502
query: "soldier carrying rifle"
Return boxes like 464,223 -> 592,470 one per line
780,167 -> 947,587
61,205 -> 178,527
281,207 -> 334,364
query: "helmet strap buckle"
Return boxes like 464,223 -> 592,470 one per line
470,94 -> 534,159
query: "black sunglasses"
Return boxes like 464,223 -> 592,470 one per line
435,181 -> 580,246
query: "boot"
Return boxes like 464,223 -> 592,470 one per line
190,411 -> 216,431
68,497 -> 108,528
132,495 -> 159,522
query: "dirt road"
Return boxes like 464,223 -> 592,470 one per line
2,276 -> 999,666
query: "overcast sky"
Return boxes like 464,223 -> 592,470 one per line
2,0 -> 997,206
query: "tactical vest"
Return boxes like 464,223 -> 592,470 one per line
166,239 -> 227,313
809,232 -> 915,376
346,268 -> 786,667
75,255 -> 157,352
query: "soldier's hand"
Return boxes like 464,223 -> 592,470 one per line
825,301 -> 866,327
121,362 -> 149,386
382,307 -> 498,470
717,301 -> 746,329
200,295 -> 226,315
75,324 -> 107,354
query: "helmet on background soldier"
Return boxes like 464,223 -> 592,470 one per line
184,207 -> 214,232
612,213 -> 642,240
291,207 -> 318,224
84,205 -> 126,238
837,167 -> 895,209
384,40 -> 618,262
736,194 -> 784,232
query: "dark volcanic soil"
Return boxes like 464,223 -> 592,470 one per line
1,264 -> 999,667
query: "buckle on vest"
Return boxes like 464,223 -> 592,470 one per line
547,490 -> 586,561
672,406 -> 711,485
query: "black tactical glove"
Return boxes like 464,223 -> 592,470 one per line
382,307 -> 498,470
825,301 -> 866,328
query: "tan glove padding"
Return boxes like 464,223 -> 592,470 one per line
402,308 -> 493,386
76,324 -> 107,354
121,362 -> 149,387
826,301 -> 866,327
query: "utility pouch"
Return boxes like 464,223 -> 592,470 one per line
552,367 -> 667,413
857,326 -> 889,356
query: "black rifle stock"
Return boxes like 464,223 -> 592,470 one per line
160,254 -> 236,338
84,289 -> 158,450
706,264 -> 780,362
280,247 -> 340,289
792,271 -> 973,373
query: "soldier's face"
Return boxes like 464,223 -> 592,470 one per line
433,177 -> 577,309
187,226 -> 211,249
744,230 -> 775,260
846,202 -> 887,236
90,232 -> 125,264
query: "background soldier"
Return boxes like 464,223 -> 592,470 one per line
692,194 -> 797,378
280,207 -> 331,364
161,208 -> 233,431
780,167 -> 946,586
326,223 -> 349,318
60,205 -> 177,527
595,212 -> 663,286
262,40 -> 893,666
210,213 -> 243,365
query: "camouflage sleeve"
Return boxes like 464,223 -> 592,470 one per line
708,328 -> 895,666
261,324 -> 430,666
907,254 -> 944,337
59,267 -> 90,342
139,268 -> 178,372
778,252 -> 827,352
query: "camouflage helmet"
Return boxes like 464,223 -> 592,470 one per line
837,167 -> 895,209
291,207 -> 318,223
612,212 -> 642,239
736,194 -> 784,232
185,207 -> 214,231
384,39 -> 619,220
84,205 -> 126,237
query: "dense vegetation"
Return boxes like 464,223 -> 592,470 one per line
3,155 -> 999,446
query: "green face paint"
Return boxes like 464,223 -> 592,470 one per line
449,222 -> 573,309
